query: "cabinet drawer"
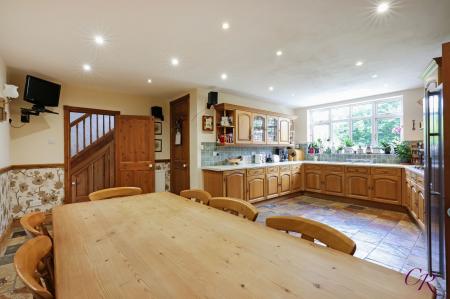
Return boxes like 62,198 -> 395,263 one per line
416,174 -> 424,186
304,164 -> 322,171
323,165 -> 344,173
266,166 -> 279,174
405,170 -> 416,181
279,165 -> 291,173
346,166 -> 370,174
247,168 -> 265,177
371,167 -> 401,177
291,165 -> 302,173
224,169 -> 245,176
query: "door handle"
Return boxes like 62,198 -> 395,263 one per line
71,181 -> 76,186
148,164 -> 153,169
183,164 -> 187,168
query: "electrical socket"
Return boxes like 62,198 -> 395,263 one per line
212,151 -> 219,157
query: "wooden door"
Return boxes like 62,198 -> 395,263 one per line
305,171 -> 322,193
279,172 -> 291,195
322,172 -> 344,196
247,175 -> 265,202
224,171 -> 245,200
291,171 -> 303,192
345,174 -> 370,200
236,110 -> 252,144
115,115 -> 155,193
279,117 -> 290,144
370,175 -> 402,205
170,95 -> 190,194
266,173 -> 279,199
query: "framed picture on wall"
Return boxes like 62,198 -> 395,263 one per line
155,139 -> 162,152
155,122 -> 162,135
202,115 -> 214,132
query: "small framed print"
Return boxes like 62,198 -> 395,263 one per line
155,139 -> 162,152
155,122 -> 162,135
202,115 -> 214,132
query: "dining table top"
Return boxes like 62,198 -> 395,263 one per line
53,192 -> 434,298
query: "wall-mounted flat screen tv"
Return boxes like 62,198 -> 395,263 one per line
24,75 -> 61,107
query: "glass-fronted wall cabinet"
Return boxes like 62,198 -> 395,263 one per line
252,114 -> 266,144
267,116 -> 279,144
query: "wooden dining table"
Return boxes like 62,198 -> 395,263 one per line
53,192 -> 434,298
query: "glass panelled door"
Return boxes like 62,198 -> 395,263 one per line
252,114 -> 266,144
267,116 -> 279,144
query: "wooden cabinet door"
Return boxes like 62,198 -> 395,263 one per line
252,114 -> 266,144
247,175 -> 265,202
370,175 -> 402,205
305,171 -> 322,193
418,188 -> 425,223
322,172 -> 344,196
266,173 -> 279,199
266,116 -> 279,144
279,172 -> 291,195
236,110 -> 252,144
279,117 -> 290,144
291,172 -> 303,192
411,185 -> 419,218
224,171 -> 246,200
345,174 -> 370,200
405,180 -> 412,210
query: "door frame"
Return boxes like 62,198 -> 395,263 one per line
63,106 -> 120,204
170,95 -> 190,192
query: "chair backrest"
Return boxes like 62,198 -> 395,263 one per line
209,197 -> 259,221
14,235 -> 54,299
88,187 -> 143,201
180,189 -> 212,205
266,216 -> 356,255
20,212 -> 47,238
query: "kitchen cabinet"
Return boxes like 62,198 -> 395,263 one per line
224,170 -> 246,200
279,172 -> 292,196
266,172 -> 279,199
291,165 -> 303,192
322,165 -> 345,196
304,165 -> 322,193
404,169 -> 425,230
236,110 -> 252,144
252,114 -> 266,144
266,116 -> 279,144
279,117 -> 290,144
346,174 -> 371,200
418,188 -> 425,224
371,175 -> 402,205
247,174 -> 265,202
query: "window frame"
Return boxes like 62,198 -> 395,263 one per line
308,96 -> 403,146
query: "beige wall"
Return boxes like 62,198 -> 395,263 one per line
8,71 -> 169,165
294,88 -> 424,143
0,56 -> 9,168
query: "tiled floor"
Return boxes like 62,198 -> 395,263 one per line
256,195 -> 428,275
0,195 -> 427,297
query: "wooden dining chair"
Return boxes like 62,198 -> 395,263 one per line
180,189 -> 212,205
14,235 -> 54,299
20,212 -> 50,238
209,197 -> 259,221
88,187 -> 143,201
266,216 -> 356,255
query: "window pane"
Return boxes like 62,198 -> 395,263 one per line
352,119 -> 372,146
331,106 -> 350,121
312,124 -> 330,142
377,118 -> 401,144
311,109 -> 329,123
351,103 -> 372,118
377,99 -> 401,115
331,121 -> 350,146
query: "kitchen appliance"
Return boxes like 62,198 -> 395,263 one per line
253,153 -> 264,164
276,148 -> 288,162
272,155 -> 280,163
288,149 -> 304,161
424,80 -> 446,295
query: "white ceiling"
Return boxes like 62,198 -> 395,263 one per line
0,0 -> 449,107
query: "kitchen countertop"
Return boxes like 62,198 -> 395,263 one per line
202,160 -> 425,175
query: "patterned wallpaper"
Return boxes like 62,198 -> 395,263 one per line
0,171 -> 12,238
8,168 -> 64,218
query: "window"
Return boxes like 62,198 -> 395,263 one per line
309,96 -> 403,146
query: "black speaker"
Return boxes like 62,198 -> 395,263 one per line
151,106 -> 164,121
207,91 -> 218,109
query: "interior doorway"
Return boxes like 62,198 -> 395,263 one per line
170,95 -> 190,194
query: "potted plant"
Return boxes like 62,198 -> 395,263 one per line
336,145 -> 344,154
342,136 -> 354,154
308,141 -> 319,155
380,141 -> 391,154
394,141 -> 412,164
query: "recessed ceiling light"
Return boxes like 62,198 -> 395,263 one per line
221,73 -> 228,80
82,64 -> 91,72
222,22 -> 230,30
276,50 -> 283,56
355,61 -> 364,67
147,79 -> 152,83
371,74 -> 378,78
171,58 -> 179,66
268,86 -> 274,92
94,35 -> 105,45
377,2 -> 390,14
